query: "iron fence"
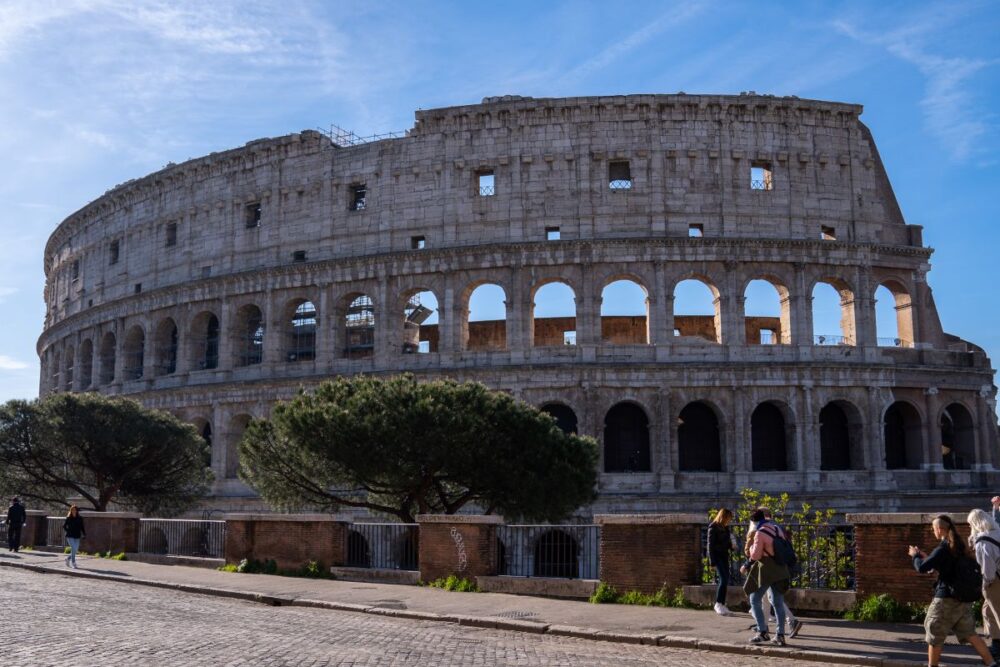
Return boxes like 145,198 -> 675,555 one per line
345,523 -> 419,570
496,525 -> 599,579
479,185 -> 495,196
813,334 -> 853,346
608,179 -> 633,190
139,519 -> 226,558
701,522 -> 855,590
46,517 -> 63,548
877,337 -> 913,348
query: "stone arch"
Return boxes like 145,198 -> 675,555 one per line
99,331 -> 116,385
340,292 -> 376,359
941,402 -> 976,470
603,401 -> 650,473
533,528 -> 579,578
283,298 -> 317,362
751,401 -> 795,471
227,413 -> 253,479
463,281 -> 507,351
153,317 -> 179,376
810,277 -> 856,346
78,338 -> 93,389
63,343 -> 75,391
532,280 -> 577,347
190,417 -> 214,470
678,401 -> 723,472
123,325 -> 145,381
600,277 -> 649,345
540,402 -> 578,435
874,279 -> 914,347
232,304 -> 264,367
743,275 -> 791,345
400,288 -> 439,354
672,275 -> 721,343
190,310 -> 220,370
884,401 -> 923,470
819,400 -> 864,471
49,347 -> 61,392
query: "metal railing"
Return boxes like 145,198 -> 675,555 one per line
701,522 -> 855,590
479,185 -> 495,196
813,334 -> 854,346
345,523 -> 419,570
608,179 -> 632,190
46,517 -> 64,548
496,525 -> 599,579
138,519 -> 226,558
751,179 -> 773,190
877,337 -> 913,348
316,123 -> 407,147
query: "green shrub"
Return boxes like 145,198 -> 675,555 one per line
589,583 -> 694,608
218,563 -> 239,573
287,560 -> 331,579
843,594 -> 926,623
427,575 -> 478,592
589,581 -> 619,604
235,558 -> 278,575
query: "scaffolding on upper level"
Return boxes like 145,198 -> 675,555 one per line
316,123 -> 407,148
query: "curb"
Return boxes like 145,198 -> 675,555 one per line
0,559 -> 922,667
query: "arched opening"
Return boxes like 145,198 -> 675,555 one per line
533,281 -> 576,347
533,529 -> 579,578
199,421 -> 213,469
141,527 -> 168,555
884,401 -> 922,470
50,348 -> 61,392
178,527 -> 204,556
811,279 -> 856,346
751,402 -> 790,471
402,290 -> 439,354
673,278 -> 721,343
819,402 -> 864,471
600,279 -> 649,344
285,299 -> 317,362
344,294 -> 375,359
465,283 -> 507,351
78,338 -> 93,389
99,332 -> 116,385
393,527 -> 419,570
541,403 -> 578,435
191,311 -> 220,370
875,281 -> 914,347
346,530 -> 371,567
227,414 -> 252,479
603,402 -> 650,472
63,344 -> 75,391
123,325 -> 145,381
233,305 -> 264,367
678,401 -> 722,472
744,278 -> 789,345
941,403 -> 976,470
153,318 -> 178,376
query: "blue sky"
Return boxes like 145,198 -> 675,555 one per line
0,0 -> 998,401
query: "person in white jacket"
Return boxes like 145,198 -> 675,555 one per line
970,508 -> 1000,661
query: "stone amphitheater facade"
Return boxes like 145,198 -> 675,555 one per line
38,94 -> 999,514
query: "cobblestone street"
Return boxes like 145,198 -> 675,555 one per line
3,567 -> 858,666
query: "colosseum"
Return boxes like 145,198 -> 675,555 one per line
37,93 -> 999,514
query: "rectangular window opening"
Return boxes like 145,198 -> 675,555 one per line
821,225 -> 837,241
608,161 -> 632,190
350,184 -> 367,211
71,259 -> 80,281
411,235 -> 426,250
673,328 -> 681,337
109,240 -> 120,265
750,162 -> 773,191
563,330 -> 577,346
759,328 -> 776,345
688,224 -> 704,238
545,226 -> 561,241
477,171 -> 495,197
418,340 -> 430,354
245,203 -> 262,228
292,250 -> 307,262
165,221 -> 178,247
134,283 -> 142,294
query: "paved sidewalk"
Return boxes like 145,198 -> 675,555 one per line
0,550 -> 981,667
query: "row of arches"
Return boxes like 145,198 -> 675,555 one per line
44,275 -> 917,390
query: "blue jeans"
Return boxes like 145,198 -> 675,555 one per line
66,537 -> 81,564
750,584 -> 786,636
712,561 -> 729,605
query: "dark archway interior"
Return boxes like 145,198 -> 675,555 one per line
542,403 -> 578,434
678,401 -> 721,472
603,403 -> 650,472
941,403 -> 975,470
751,403 -> 788,471
884,401 -> 922,470
534,529 -> 579,578
820,403 -> 852,471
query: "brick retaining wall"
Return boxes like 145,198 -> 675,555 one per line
417,515 -> 501,582
224,514 -> 347,571
595,514 -> 704,595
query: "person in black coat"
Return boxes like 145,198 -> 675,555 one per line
708,508 -> 735,616
6,497 -> 27,553
63,505 -> 86,569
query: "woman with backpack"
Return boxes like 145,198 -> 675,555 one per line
909,514 -> 999,667
707,508 -> 736,616
969,509 -> 1000,662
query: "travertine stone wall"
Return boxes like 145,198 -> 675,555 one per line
37,94 -> 999,513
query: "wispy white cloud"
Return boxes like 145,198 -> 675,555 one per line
0,355 -> 29,371
833,13 -> 996,163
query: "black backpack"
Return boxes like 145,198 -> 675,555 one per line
948,554 -> 983,603
759,524 -> 798,568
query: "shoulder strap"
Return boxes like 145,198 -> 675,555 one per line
976,536 -> 1000,549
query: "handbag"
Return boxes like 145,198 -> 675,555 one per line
743,561 -> 761,595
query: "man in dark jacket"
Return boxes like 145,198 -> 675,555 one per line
6,497 -> 27,552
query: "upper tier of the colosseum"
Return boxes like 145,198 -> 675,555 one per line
42,93 -> 921,329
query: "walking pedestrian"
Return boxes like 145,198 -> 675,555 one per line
708,508 -> 736,616
6,497 -> 26,553
969,509 -> 1000,662
63,505 -> 85,569
742,508 -> 803,638
744,508 -> 792,646
910,514 -> 999,667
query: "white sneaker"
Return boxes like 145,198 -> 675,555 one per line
65,556 -> 70,567
714,602 -> 732,616
70,561 -> 78,569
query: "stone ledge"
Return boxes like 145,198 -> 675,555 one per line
846,513 -> 968,525
223,513 -> 349,522
594,514 -> 704,525
416,514 -> 503,524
